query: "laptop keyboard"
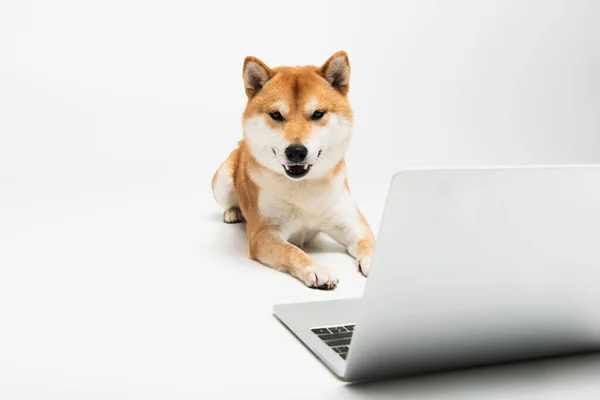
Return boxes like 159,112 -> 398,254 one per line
311,324 -> 355,360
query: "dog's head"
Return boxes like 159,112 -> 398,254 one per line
242,51 -> 353,181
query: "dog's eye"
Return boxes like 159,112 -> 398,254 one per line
311,110 -> 326,120
269,111 -> 284,121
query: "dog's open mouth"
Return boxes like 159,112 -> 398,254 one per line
283,164 -> 312,179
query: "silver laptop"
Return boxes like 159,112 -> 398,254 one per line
273,165 -> 600,382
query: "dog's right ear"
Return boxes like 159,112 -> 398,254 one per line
243,56 -> 273,98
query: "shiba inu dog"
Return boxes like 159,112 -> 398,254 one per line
212,51 -> 374,289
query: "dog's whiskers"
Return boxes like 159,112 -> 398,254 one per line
260,145 -> 271,155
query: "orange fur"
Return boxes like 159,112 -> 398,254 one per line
212,51 -> 375,289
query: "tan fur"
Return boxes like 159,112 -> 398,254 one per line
212,51 -> 375,289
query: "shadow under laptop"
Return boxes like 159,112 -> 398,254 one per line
338,351 -> 600,398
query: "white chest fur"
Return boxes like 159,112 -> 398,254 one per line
251,168 -> 347,244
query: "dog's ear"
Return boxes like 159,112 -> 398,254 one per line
319,51 -> 350,95
243,56 -> 273,98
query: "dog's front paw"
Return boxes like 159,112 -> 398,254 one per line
223,207 -> 244,224
357,256 -> 371,277
303,265 -> 339,290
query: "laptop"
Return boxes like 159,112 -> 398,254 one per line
273,165 -> 600,382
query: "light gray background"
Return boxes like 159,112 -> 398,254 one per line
1,0 -> 599,398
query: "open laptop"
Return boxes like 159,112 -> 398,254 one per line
273,165 -> 600,382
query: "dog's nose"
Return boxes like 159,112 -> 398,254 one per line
284,144 -> 308,163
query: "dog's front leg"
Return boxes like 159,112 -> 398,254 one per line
248,229 -> 339,289
322,194 -> 375,277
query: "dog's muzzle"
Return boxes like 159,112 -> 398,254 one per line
282,144 -> 312,179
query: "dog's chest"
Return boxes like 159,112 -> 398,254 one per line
257,183 -> 341,236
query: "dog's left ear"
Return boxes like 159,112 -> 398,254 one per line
319,51 -> 351,95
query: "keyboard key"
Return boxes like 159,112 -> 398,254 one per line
319,332 -> 353,341
326,338 -> 352,347
313,325 -> 354,359
336,345 -> 349,353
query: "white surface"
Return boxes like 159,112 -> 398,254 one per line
2,0 -> 600,398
